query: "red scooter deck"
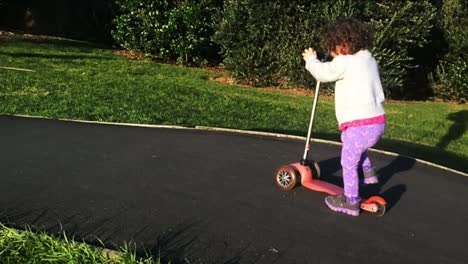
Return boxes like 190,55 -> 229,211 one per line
290,162 -> 343,195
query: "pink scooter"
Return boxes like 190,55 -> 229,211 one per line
274,81 -> 386,216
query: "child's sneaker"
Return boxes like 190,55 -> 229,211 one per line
324,195 -> 360,216
363,168 -> 379,184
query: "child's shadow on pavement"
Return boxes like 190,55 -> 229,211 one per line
318,155 -> 415,212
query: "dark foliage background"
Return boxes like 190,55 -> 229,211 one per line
0,0 -> 115,43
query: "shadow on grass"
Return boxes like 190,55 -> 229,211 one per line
436,110 -> 468,150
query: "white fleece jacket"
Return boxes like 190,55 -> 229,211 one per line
305,50 -> 385,126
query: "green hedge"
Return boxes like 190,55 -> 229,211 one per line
214,0 -> 436,98
431,0 -> 467,103
364,1 -> 436,98
432,59 -> 467,103
112,0 -> 221,65
111,0 -> 466,102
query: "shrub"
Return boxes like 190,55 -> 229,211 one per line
214,0 -> 350,88
214,0 -> 437,99
213,0 -> 282,86
431,0 -> 467,103
440,0 -> 467,55
364,1 -> 437,98
112,0 -> 171,55
112,0 -> 221,66
275,0 -> 356,89
432,58 -> 468,103
163,0 -> 221,65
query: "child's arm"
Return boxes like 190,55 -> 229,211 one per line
302,48 -> 346,83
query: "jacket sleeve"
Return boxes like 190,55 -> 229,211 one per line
305,56 -> 346,83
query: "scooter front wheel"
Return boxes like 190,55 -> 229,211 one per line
275,166 -> 299,191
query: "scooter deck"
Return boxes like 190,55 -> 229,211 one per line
290,162 -> 343,195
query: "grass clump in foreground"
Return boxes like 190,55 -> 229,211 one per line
0,224 -> 158,264
0,37 -> 466,173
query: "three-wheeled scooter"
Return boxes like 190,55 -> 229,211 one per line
274,80 -> 386,216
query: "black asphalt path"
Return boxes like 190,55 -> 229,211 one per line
1,115 -> 467,264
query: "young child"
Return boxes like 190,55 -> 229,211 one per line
302,17 -> 386,216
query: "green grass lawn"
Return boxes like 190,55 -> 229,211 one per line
0,37 -> 467,174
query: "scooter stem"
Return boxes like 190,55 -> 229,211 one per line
301,81 -> 320,165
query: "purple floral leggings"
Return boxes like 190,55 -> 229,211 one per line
341,124 -> 386,199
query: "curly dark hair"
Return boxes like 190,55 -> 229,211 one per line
320,17 -> 372,55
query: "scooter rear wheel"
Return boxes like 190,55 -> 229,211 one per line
361,201 -> 386,217
373,202 -> 386,217
275,166 -> 299,191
